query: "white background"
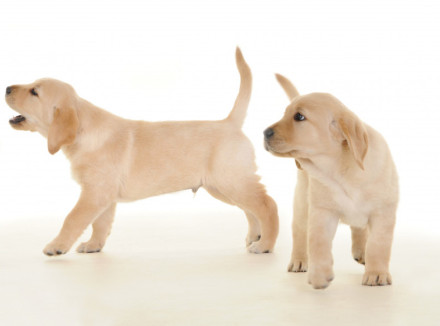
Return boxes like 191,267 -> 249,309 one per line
0,1 -> 439,325
1,0 -> 439,236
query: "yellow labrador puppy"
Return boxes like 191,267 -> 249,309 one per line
5,48 -> 279,256
264,74 -> 398,289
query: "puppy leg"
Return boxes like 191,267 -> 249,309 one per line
77,203 -> 116,253
362,208 -> 396,286
204,186 -> 261,247
288,170 -> 309,272
307,208 -> 339,289
244,212 -> 261,247
208,177 -> 278,254
242,192 -> 278,254
351,226 -> 368,265
43,189 -> 113,256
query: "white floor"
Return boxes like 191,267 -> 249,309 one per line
0,200 -> 439,326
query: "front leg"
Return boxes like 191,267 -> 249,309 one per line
362,207 -> 396,286
77,203 -> 117,253
288,169 -> 309,272
307,207 -> 339,289
43,190 -> 114,256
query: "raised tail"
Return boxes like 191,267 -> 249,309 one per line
226,47 -> 252,128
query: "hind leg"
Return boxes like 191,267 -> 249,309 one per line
204,186 -> 261,248
239,188 -> 278,254
206,177 -> 278,254
244,212 -> 261,247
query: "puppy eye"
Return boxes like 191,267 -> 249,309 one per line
30,88 -> 38,96
294,112 -> 306,121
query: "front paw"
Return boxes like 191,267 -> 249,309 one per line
43,239 -> 71,256
362,271 -> 392,286
76,240 -> 103,253
308,265 -> 334,289
288,258 -> 308,272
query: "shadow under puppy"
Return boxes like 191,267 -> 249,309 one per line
5,48 -> 279,256
264,74 -> 398,289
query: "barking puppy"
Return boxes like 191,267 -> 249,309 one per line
264,74 -> 398,289
5,48 -> 279,256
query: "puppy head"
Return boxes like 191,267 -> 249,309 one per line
5,78 -> 79,154
264,75 -> 368,169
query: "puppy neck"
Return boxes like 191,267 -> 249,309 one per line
62,98 -> 124,157
296,148 -> 358,183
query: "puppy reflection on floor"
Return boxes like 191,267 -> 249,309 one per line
264,74 -> 398,289
5,48 -> 279,256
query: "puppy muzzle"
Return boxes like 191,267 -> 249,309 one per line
5,86 -> 27,126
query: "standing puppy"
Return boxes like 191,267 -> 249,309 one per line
5,48 -> 279,256
264,74 -> 398,289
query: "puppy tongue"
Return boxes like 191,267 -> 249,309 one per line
9,115 -> 26,124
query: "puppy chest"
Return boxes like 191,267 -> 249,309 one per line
312,183 -> 370,228
334,191 -> 371,227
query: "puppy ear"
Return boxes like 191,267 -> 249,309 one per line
275,74 -> 300,101
47,107 -> 79,155
338,112 -> 368,170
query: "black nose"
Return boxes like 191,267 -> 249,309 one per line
6,86 -> 12,95
264,127 -> 274,140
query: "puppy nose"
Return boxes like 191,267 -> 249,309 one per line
264,127 -> 274,140
6,86 -> 12,95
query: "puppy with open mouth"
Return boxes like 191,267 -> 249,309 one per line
4,48 -> 279,256
264,74 -> 398,289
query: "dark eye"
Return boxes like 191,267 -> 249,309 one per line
294,112 -> 305,121
30,88 -> 38,96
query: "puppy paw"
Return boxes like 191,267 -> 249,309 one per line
362,271 -> 392,286
76,240 -> 103,253
43,239 -> 71,256
288,258 -> 308,272
308,267 -> 334,289
352,248 -> 365,265
247,240 -> 273,254
245,234 -> 261,247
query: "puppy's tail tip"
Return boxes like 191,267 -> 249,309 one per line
235,47 -> 247,73
226,47 -> 252,128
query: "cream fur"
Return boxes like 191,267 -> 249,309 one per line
5,48 -> 279,256
265,74 -> 398,289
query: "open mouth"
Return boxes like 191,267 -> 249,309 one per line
9,115 -> 26,125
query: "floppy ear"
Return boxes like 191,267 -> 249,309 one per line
275,74 -> 300,101
47,107 -> 79,155
338,112 -> 369,170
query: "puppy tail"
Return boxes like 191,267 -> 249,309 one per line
226,47 -> 252,128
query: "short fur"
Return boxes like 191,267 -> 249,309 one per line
5,48 -> 279,256
264,74 -> 398,289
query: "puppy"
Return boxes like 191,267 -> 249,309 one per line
5,48 -> 279,256
264,74 -> 398,289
